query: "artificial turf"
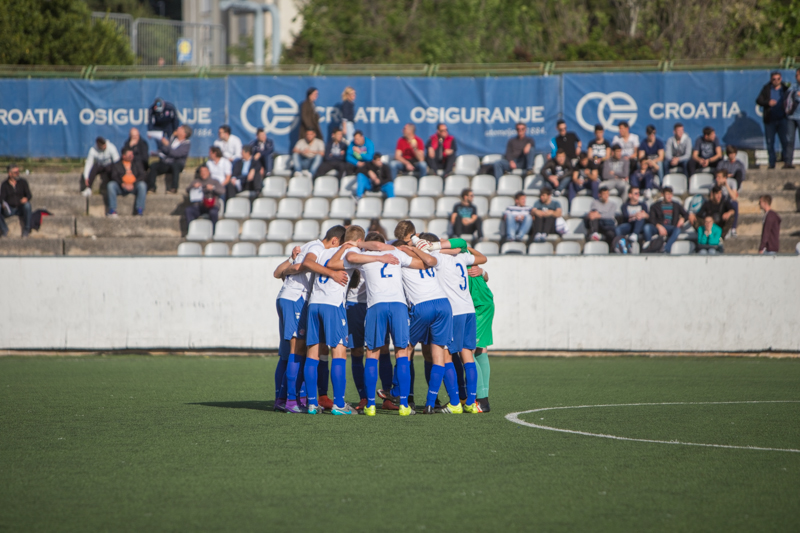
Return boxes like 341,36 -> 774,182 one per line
0,355 -> 798,532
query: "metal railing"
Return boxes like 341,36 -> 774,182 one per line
132,18 -> 226,67
91,12 -> 133,42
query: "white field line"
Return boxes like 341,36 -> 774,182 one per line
505,401 -> 800,453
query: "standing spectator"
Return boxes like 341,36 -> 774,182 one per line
585,187 -> 617,242
493,123 -> 535,180
81,136 -> 119,197
638,124 -> 665,180
449,188 -> 482,241
587,124 -> 611,168
665,122 -> 692,175
213,125 -> 242,162
787,68 -> 800,166
426,123 -> 457,176
712,169 -> 739,236
688,127 -> 723,175
341,87 -> 356,144
696,216 -> 724,254
185,166 -> 225,227
206,146 -> 233,199
611,121 -> 640,174
122,128 -> 150,172
292,129 -> 325,177
549,120 -> 581,160
314,129 -> 349,179
346,130 -> 375,173
615,186 -> 651,242
148,97 -> 180,139
300,87 -> 322,140
502,191 -> 531,242
717,145 -> 747,189
646,186 -> 688,253
568,151 -> 599,202
147,125 -> 192,194
541,149 -> 573,196
692,186 -> 735,237
249,127 -> 274,176
0,164 -> 32,238
530,187 -> 562,243
355,152 -> 393,199
601,145 -> 630,197
231,146 -> 263,199
759,195 -> 781,254
390,124 -> 427,180
756,71 -> 791,169
107,147 -> 147,218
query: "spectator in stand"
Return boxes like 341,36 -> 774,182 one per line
206,146 -> 233,199
213,125 -> 242,162
426,123 -> 457,176
314,129 -> 349,179
646,186 -> 688,253
493,123 -> 535,180
148,125 -> 192,194
587,124 -> 611,169
185,166 -> 225,227
712,168 -> 739,236
759,195 -> 781,254
249,127 -> 274,176
292,129 -> 325,177
148,97 -> 180,139
688,126 -> 723,175
601,144 -> 630,197
355,152 -> 393,199
585,187 -> 617,242
665,122 -> 692,175
787,69 -> 800,165
122,128 -> 150,172
756,71 -> 792,169
611,121 -> 640,174
340,87 -> 356,144
531,187 -> 562,243
568,151 -> 599,202
81,136 -> 119,197
717,145 -> 747,189
390,124 -> 427,180
300,87 -> 323,140
232,146 -> 263,199
0,164 -> 32,238
549,120 -> 581,160
638,124 -> 665,180
616,186 -> 651,243
107,147 -> 147,218
346,130 -> 374,173
502,191 -> 531,242
696,216 -> 723,254
692,185 -> 735,237
449,188 -> 482,242
541,149 -> 573,196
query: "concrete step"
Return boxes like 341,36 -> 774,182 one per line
721,235 -> 800,254
741,169 -> 800,193
2,216 -> 76,238
64,237 -> 183,256
736,192 -> 799,214
735,213 -> 800,236
0,237 -> 63,256
88,195 -> 187,217
30,196 -> 87,216
76,216 -> 183,238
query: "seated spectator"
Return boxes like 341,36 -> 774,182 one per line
688,126 -> 722,175
390,123 -> 427,180
81,136 -> 120,197
449,188 -> 482,242
346,130 -> 375,173
692,185 -> 735,237
611,121 -> 640,174
665,122 -> 692,175
585,187 -> 617,242
530,187 -> 562,243
0,164 -> 32,238
502,191 -> 531,242
292,129 -> 325,177
185,166 -> 225,227
549,120 -> 581,160
587,124 -> 611,169
232,146 -> 263,199
638,124 -> 665,180
493,123 -> 535,180
206,146 -> 233,199
213,124 -> 242,162
646,186 -> 688,253
426,123 -> 457,176
568,151 -> 599,202
759,195 -> 781,254
717,145 -> 747,189
541,149 -> 573,196
601,145 -> 630,197
356,152 -> 393,199
249,127 -> 274,176
122,127 -> 150,172
713,168 -> 739,236
696,216 -> 723,254
314,129 -> 349,179
106,147 -> 147,218
615,186 -> 651,242
147,125 -> 192,194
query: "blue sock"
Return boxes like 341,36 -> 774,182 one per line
286,354 -> 300,401
297,356 -> 306,401
424,360 -> 432,385
365,358 -> 378,407
396,356 -> 410,408
464,362 -> 478,406
275,357 -> 288,400
379,352 -> 393,390
390,361 -> 400,398
304,358 -> 319,406
331,359 -> 347,408
444,362 -> 460,406
318,359 -> 329,397
452,353 -> 467,402
426,364 -> 444,408
352,356 -> 366,399
409,359 -> 415,396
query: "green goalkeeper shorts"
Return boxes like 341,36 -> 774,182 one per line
475,303 -> 494,349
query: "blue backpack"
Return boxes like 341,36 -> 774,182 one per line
611,235 -> 632,254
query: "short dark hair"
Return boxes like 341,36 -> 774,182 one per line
373,152 -> 382,161
715,168 -> 729,178
578,151 -> 588,159
555,149 -> 566,156
761,194 -> 772,205
611,144 -> 622,150
461,188 -> 473,199
7,163 -> 19,172
725,145 -> 737,155
354,130 -> 364,138
121,147 -> 133,155
219,125 -> 231,134
662,186 -> 673,194
770,71 -> 781,78
242,146 -> 251,155
256,127 -> 265,134
540,186 -> 553,196
710,185 -> 722,194
419,232 -> 439,242
323,225 -> 346,242
556,119 -> 566,126
515,122 -> 526,129
514,191 -> 526,199
618,121 -> 629,128
673,122 -> 683,130
209,146 -> 222,158
365,231 -> 385,243
629,186 -> 640,193
703,126 -> 714,136
96,136 -> 106,145
646,124 -> 656,135
594,124 -> 604,131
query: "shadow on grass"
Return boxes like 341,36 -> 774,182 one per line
189,400 -> 276,412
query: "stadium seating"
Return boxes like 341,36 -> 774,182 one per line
213,219 -> 239,242
471,175 -> 496,196
489,196 -> 513,217
497,175 -> 523,196
473,196 -> 489,217
272,155 -> 292,177
293,220 -> 320,241
223,198 -> 250,219
523,175 -> 544,195
444,175 -> 470,196
186,219 -> 213,242
409,197 -> 435,218
561,218 -> 587,241
555,241 -> 581,255
250,198 -> 277,219
204,242 -> 229,256
266,219 -> 293,241
553,196 -> 569,214
276,198 -> 303,219
670,241 -> 695,255
533,154 -> 545,175
240,219 -> 267,241
501,242 -> 526,254
474,241 -> 499,255
231,242 -> 256,256
689,173 -> 715,195
662,173 -> 688,195
339,175 -> 357,196
329,197 -> 355,219
427,219 -> 449,238
583,241 -> 609,255
436,197 -> 459,218
569,196 -> 594,218
608,196 -> 623,215
286,176 -> 313,198
319,219 -> 339,238
356,197 -> 383,218
394,176 -> 418,197
382,219 -> 399,237
383,197 -> 409,218
418,176 -> 444,196
303,198 -> 329,219
482,218 -> 502,241
481,154 -> 502,165
312,176 -> 339,198
261,177 -> 287,198
258,242 -> 283,256
285,242 -> 304,254
177,242 -> 202,256
528,242 -> 554,255
453,155 -> 480,176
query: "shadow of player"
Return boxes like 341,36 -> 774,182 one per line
189,400 -> 275,412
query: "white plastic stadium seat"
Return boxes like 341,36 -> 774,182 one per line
736,151 -> 749,169
284,242 -> 304,255
382,197 -> 409,218
453,155 -> 480,177
407,219 -> 426,235
271,155 -> 292,177
471,175 -> 496,196
293,220 -> 320,241
319,219 -> 342,238
497,175 -> 523,196
329,197 -> 355,219
670,240 -> 694,255
286,176 -> 313,198
417,176 -> 443,197
554,196 -> 569,215
555,241 -> 582,255
474,241 -> 499,256
393,176 -> 418,197
533,154 -> 545,175
481,154 -> 502,165
444,175 -> 470,196
380,154 -> 390,164
261,176 -> 287,198
662,173 -> 687,195
501,242 -> 526,255
727,178 -> 738,192
409,197 -> 435,218
356,197 -> 383,218
523,175 -> 544,195
303,197 -> 330,219
313,176 -> 339,198
240,219 -> 267,241
231,242 -> 256,257
607,196 -> 623,216
583,241 -> 609,255
350,219 -> 370,232
426,219 -> 450,239
266,219 -> 293,241
489,196 -> 514,218
276,198 -> 303,219
482,218 -> 502,241
528,242 -> 554,255
204,242 -> 229,256
436,197 -> 459,218
689,173 -> 714,195
381,219 -> 398,237
177,242 -> 202,256
186,219 -> 213,242
473,196 -> 489,218
339,175 -> 357,196
223,197 -> 250,219
213,219 -> 239,242
258,242 -> 283,256
569,196 -> 594,218
561,218 -> 586,241
250,197 -> 277,219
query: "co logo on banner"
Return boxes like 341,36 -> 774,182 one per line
575,91 -> 638,133
240,94 -> 298,135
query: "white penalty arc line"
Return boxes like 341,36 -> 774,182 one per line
505,401 -> 800,453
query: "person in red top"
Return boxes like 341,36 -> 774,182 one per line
426,123 -> 458,176
759,195 -> 781,254
389,123 -> 428,180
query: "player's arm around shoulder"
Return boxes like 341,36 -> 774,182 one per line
466,246 -> 488,266
303,250 -> 348,286
273,246 -> 301,278
397,244 -> 437,270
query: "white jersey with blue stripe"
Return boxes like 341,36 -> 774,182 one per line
309,246 -> 354,306
433,251 -> 476,316
344,249 -> 412,308
400,257 -> 446,306
277,239 -> 324,301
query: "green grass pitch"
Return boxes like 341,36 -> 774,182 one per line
1,355 -> 799,532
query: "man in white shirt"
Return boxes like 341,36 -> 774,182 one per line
611,121 -> 640,175
664,122 -> 692,175
292,129 -> 325,176
81,136 -> 120,197
213,124 -> 242,162
206,146 -> 233,200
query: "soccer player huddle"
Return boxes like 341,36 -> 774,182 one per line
272,220 -> 495,416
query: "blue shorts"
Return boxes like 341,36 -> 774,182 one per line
276,296 -> 308,341
409,298 -> 453,347
346,302 -> 367,349
364,302 -> 410,351
306,303 -> 349,348
449,313 -> 477,354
